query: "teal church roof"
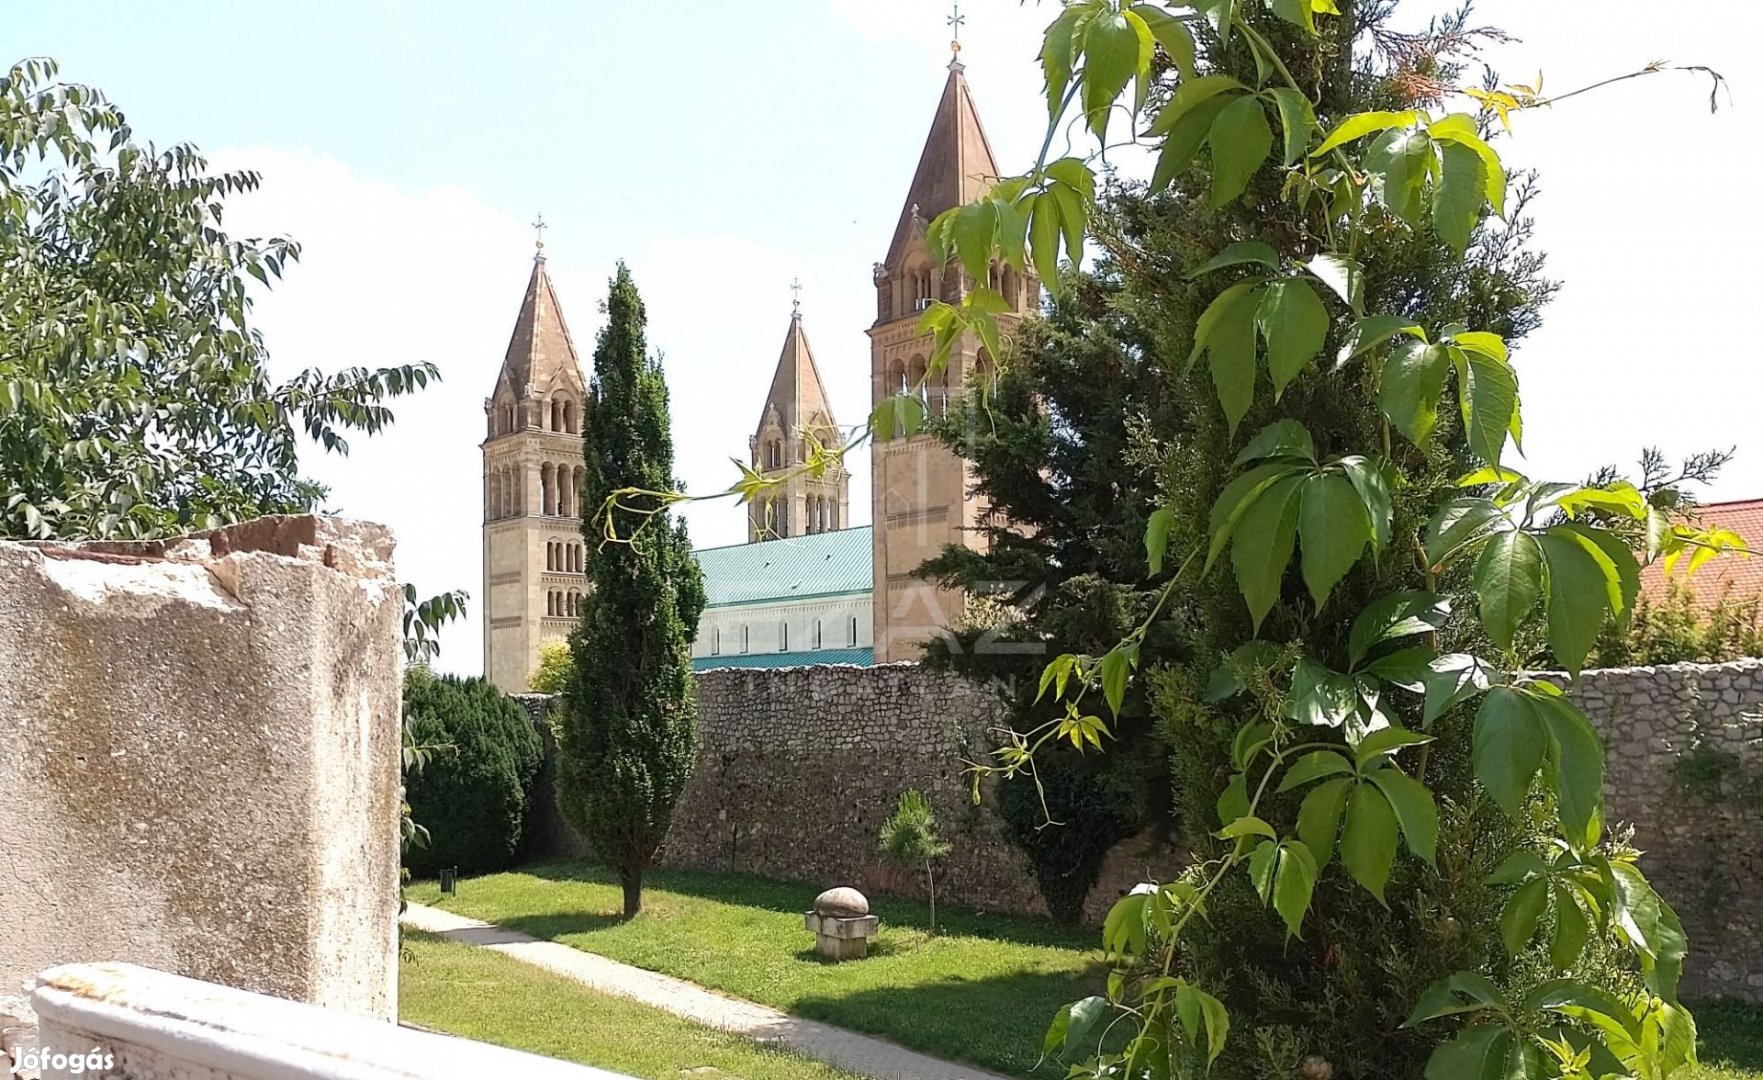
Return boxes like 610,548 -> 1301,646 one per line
694,648 -> 874,672
693,526 -> 873,609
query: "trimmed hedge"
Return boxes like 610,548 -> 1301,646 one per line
402,669 -> 543,877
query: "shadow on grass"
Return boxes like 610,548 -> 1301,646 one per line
494,910 -> 629,941
791,971 -> 1113,1079
1694,998 -> 1763,1070
516,858 -> 1099,952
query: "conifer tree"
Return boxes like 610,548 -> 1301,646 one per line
556,263 -> 705,919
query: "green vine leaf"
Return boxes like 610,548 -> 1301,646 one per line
1298,473 -> 1374,610
1233,473 -> 1302,631
1257,279 -> 1330,398
1367,766 -> 1439,867
1501,876 -> 1549,954
1207,95 -> 1275,207
1340,780 -> 1398,903
1267,86 -> 1317,164
1473,687 -> 1548,819
1473,530 -> 1543,653
1298,775 -> 1351,866
1379,340 -> 1451,445
1433,140 -> 1489,256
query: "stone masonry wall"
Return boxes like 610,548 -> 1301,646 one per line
0,517 -> 403,1020
530,659 -> 1763,996
1561,659 -> 1763,1001
530,664 -> 1180,924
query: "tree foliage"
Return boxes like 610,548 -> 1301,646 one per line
529,639 -> 574,695
401,667 -> 543,878
556,263 -> 706,919
0,57 -> 435,541
890,3 -> 1733,1077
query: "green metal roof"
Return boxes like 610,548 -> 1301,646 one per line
693,526 -> 872,609
694,647 -> 874,672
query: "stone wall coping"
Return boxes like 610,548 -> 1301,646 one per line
31,963 -> 631,1080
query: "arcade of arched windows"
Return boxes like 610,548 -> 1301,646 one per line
488,393 -> 584,439
538,462 -> 586,518
547,396 -> 580,435
546,589 -> 586,618
799,493 -> 839,535
546,539 -> 585,574
486,463 -> 525,520
486,461 -> 588,521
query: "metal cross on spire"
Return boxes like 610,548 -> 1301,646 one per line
790,277 -> 803,317
947,1 -> 965,56
532,213 -> 548,254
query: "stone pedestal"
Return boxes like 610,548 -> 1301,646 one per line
804,911 -> 880,960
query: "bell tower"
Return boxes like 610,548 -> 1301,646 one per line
749,292 -> 850,542
868,54 -> 1039,662
481,240 -> 589,692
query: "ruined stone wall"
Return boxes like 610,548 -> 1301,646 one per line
531,659 -> 1763,994
531,664 -> 1179,923
1561,659 -> 1763,1001
0,517 -> 403,1020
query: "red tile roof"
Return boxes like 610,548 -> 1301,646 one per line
1637,498 -> 1763,606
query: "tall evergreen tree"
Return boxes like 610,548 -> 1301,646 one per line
556,263 -> 705,919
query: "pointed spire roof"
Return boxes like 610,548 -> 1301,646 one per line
755,309 -> 837,444
493,254 -> 583,396
882,59 -> 1002,270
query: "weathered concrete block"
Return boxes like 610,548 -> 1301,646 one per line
30,962 -> 631,1080
0,517 -> 402,1019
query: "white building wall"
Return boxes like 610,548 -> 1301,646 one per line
692,592 -> 873,663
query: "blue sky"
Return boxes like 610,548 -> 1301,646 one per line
9,1 -> 1761,673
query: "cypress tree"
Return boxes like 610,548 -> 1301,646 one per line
556,263 -> 706,918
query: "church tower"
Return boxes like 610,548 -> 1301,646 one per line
749,298 -> 850,542
868,52 -> 1039,662
481,245 -> 589,693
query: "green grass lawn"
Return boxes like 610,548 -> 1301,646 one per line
406,860 -> 1103,1077
407,860 -> 1763,1080
1685,999 -> 1763,1080
401,929 -> 859,1080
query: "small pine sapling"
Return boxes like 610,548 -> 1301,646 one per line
878,789 -> 952,933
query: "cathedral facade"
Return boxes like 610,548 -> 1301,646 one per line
480,53 -> 1029,690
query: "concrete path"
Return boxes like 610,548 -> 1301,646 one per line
400,903 -> 1015,1080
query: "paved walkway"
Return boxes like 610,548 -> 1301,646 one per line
400,903 -> 1014,1080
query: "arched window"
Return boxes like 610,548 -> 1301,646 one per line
540,464 -> 554,518
711,627 -> 721,656
779,621 -> 788,652
563,401 -> 577,434
1002,267 -> 1020,308
829,500 -> 839,530
740,626 -> 750,654
850,617 -> 859,647
546,542 -> 555,571
546,592 -> 555,617
813,619 -> 823,650
907,356 -> 929,407
550,398 -> 563,432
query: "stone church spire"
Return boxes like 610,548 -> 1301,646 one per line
749,296 -> 850,543
492,251 -> 585,401
755,302 -> 836,450
879,56 -> 1003,276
